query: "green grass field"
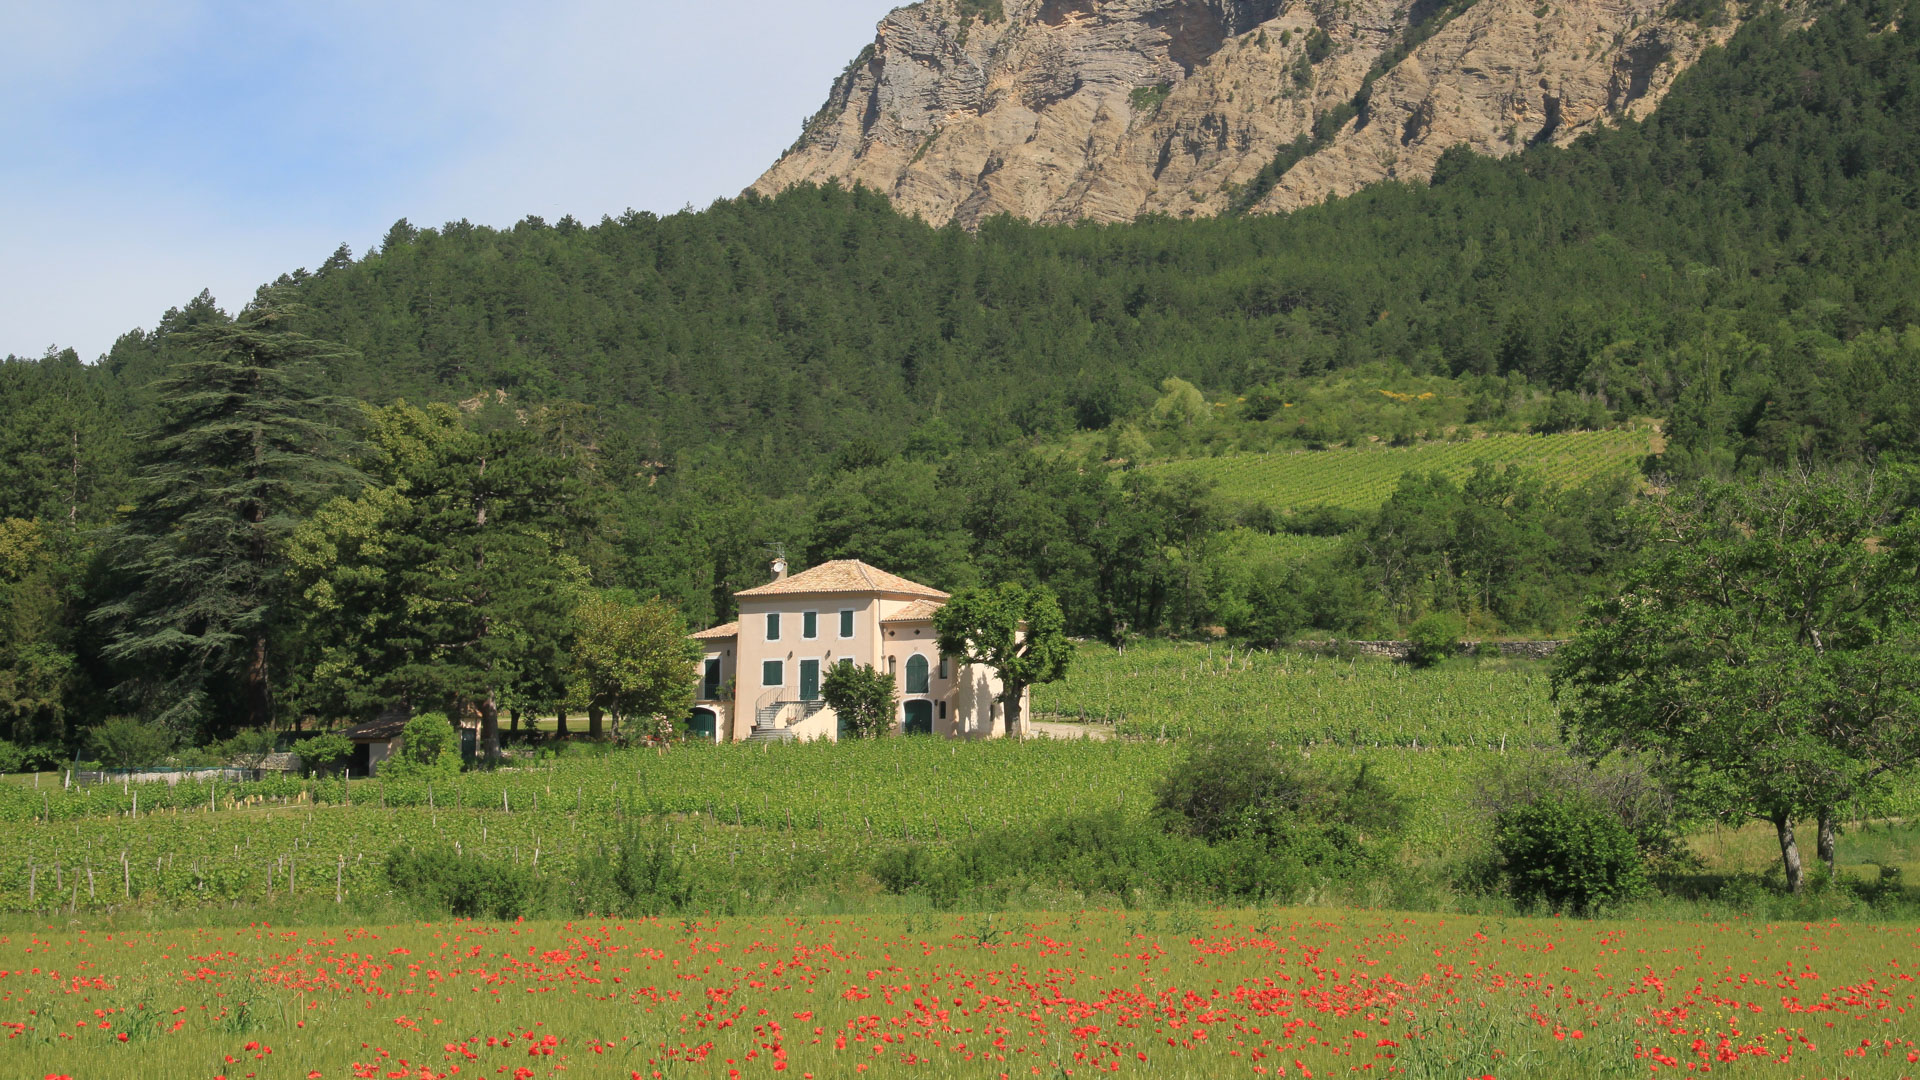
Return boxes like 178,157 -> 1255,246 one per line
1155,428 -> 1655,510
9,908 -> 1917,1080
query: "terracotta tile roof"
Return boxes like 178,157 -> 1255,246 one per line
880,598 -> 944,624
691,621 -> 739,641
734,559 -> 949,600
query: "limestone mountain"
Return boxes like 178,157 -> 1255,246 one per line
754,0 -> 1744,225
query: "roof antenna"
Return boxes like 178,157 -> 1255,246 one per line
768,543 -> 788,582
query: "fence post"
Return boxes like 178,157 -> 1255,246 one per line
122,850 -> 129,899
336,855 -> 344,905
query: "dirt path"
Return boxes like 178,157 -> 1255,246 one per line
1028,720 -> 1114,741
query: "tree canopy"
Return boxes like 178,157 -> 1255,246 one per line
1552,469 -> 1920,892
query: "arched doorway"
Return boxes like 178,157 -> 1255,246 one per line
688,707 -> 718,742
903,699 -> 933,735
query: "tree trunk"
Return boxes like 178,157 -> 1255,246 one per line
244,635 -> 272,730
1774,813 -> 1805,894
588,704 -> 605,740
556,707 -> 569,738
1817,810 -> 1837,877
1002,686 -> 1024,741
479,695 -> 500,764
508,708 -> 520,743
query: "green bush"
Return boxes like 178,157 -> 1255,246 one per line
384,845 -> 544,919
292,732 -> 353,775
1495,793 -> 1646,915
573,826 -> 694,915
379,713 -> 461,780
1405,611 -> 1465,668
0,739 -> 25,774
88,717 -> 173,770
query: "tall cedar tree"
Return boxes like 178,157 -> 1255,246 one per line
1552,469 -> 1920,893
95,297 -> 356,736
288,403 -> 581,761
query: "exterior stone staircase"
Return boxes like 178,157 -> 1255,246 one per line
747,700 -> 828,743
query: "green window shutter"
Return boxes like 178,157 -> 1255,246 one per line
766,613 -> 780,641
906,654 -> 930,694
803,611 -> 818,638
762,660 -> 783,687
839,610 -> 854,637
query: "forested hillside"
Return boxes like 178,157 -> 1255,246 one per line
1,0 -> 1917,755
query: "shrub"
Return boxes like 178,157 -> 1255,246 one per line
214,729 -> 278,770
822,661 -> 897,739
380,713 -> 461,780
1495,793 -> 1646,915
874,811 -> 1199,907
88,717 -> 173,770
0,739 -> 25,774
385,845 -> 544,919
292,732 -> 353,775
573,826 -> 694,915
1154,730 -> 1409,886
1405,611 -> 1465,667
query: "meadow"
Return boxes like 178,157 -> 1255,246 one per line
1153,428 -> 1655,511
5,908 -> 1916,1080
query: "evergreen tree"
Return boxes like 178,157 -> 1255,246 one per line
287,402 -> 583,761
93,295 -> 358,737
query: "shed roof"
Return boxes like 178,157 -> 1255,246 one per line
691,621 -> 739,641
339,712 -> 409,742
734,559 -> 948,600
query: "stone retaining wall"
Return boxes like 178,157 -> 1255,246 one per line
1300,639 -> 1566,661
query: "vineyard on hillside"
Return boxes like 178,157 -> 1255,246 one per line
8,636 -> 1919,915
1034,640 -> 1561,745
1156,428 -> 1656,510
0,741 -> 1580,914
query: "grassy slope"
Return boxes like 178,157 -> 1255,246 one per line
1152,427 -> 1656,511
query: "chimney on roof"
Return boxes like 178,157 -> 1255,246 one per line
771,556 -> 788,581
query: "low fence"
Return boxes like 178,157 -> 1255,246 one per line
71,753 -> 304,787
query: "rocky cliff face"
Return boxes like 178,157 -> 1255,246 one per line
753,0 -> 1741,225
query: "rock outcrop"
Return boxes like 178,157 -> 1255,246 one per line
753,0 -> 1741,226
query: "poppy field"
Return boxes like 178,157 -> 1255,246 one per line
5,908 -> 1916,1080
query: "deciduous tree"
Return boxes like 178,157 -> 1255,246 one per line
1553,469 -> 1920,893
934,582 -> 1071,739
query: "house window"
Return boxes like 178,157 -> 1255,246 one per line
938,701 -> 947,721
839,609 -> 854,638
937,656 -> 948,680
803,611 -> 818,639
906,654 -> 930,694
702,658 -> 721,699
765,612 -> 780,641
839,657 -> 854,669
762,660 -> 784,687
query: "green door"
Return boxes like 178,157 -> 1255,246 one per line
904,699 -> 933,735
688,708 -> 717,740
799,659 -> 821,701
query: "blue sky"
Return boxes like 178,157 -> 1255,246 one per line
1,1 -> 898,360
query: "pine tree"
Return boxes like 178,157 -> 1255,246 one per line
94,294 -> 358,737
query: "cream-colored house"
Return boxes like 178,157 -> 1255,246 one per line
689,559 -> 1025,743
